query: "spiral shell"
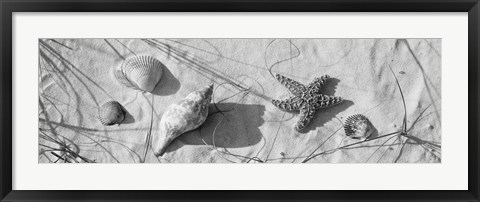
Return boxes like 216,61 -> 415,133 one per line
99,101 -> 125,126
114,55 -> 164,93
344,114 -> 374,140
152,84 -> 214,156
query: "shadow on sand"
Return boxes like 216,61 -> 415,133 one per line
160,103 -> 266,154
120,105 -> 135,125
151,66 -> 181,96
300,77 -> 354,133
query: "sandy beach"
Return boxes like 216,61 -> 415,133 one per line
38,38 -> 441,163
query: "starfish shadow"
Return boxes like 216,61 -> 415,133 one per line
301,99 -> 354,133
321,77 -> 340,95
302,78 -> 354,133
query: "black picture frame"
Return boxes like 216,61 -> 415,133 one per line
1,0 -> 479,201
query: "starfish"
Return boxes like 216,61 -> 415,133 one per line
271,74 -> 343,131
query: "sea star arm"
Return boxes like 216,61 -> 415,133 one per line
307,75 -> 331,94
294,104 -> 316,131
275,74 -> 306,97
271,96 -> 303,111
311,94 -> 343,110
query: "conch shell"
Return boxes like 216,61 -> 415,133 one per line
152,84 -> 214,156
114,55 -> 164,93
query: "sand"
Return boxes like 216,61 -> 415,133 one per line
38,38 -> 441,163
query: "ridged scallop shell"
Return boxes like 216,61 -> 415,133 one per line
344,114 -> 374,140
114,55 -> 164,93
99,101 -> 125,126
152,84 -> 214,156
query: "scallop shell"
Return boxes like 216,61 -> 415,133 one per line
152,84 -> 214,156
344,114 -> 374,140
114,55 -> 164,93
99,101 -> 125,126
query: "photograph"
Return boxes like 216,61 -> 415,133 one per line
38,38 -> 441,163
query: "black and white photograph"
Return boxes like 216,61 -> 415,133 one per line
38,38 -> 441,163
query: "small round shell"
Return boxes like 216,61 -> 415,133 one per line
114,55 -> 164,93
99,101 -> 125,126
344,114 -> 374,140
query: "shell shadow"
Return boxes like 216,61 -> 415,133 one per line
365,122 -> 379,140
321,77 -> 340,95
120,105 -> 135,125
163,103 -> 265,154
151,66 -> 180,96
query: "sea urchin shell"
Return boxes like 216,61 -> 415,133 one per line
344,114 -> 374,140
114,55 -> 165,93
99,101 -> 125,126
